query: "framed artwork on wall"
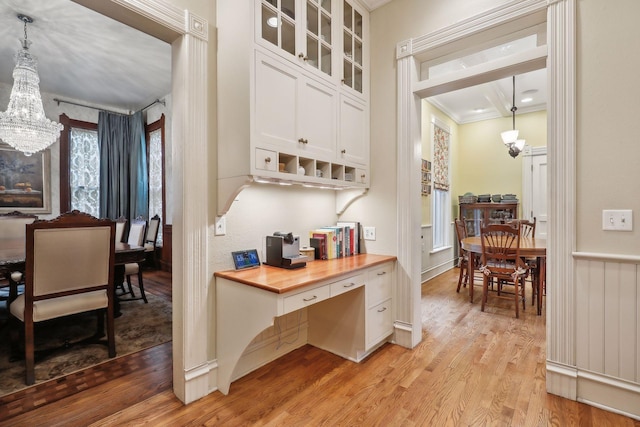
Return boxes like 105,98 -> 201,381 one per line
0,144 -> 51,214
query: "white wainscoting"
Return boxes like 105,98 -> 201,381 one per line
420,223 -> 456,283
573,253 -> 640,419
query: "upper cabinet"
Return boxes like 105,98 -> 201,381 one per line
217,0 -> 370,214
341,1 -> 364,96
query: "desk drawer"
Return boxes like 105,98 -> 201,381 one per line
367,263 -> 393,308
366,298 -> 393,349
330,273 -> 365,297
283,285 -> 330,313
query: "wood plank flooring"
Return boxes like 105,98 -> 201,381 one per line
2,268 -> 639,426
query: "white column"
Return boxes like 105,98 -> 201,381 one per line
545,0 -> 578,400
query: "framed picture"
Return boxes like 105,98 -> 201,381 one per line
0,144 -> 51,214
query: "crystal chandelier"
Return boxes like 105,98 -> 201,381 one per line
500,75 -> 525,158
0,14 -> 63,156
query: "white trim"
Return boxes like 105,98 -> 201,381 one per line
396,0 -> 549,355
429,245 -> 452,255
573,252 -> 640,263
85,0 -> 210,404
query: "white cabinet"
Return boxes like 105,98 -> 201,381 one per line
340,0 -> 367,98
217,0 -> 370,214
338,94 -> 368,166
256,0 -> 337,83
254,52 -> 336,159
365,263 -> 393,349
307,260 -> 394,361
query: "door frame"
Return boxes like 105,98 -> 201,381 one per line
394,0 -> 577,400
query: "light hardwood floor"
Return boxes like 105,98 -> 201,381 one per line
3,268 -> 639,426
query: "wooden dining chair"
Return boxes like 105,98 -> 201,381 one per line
479,222 -> 529,318
120,217 -> 148,303
454,218 -> 470,292
8,210 -> 116,385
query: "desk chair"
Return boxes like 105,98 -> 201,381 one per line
9,210 -> 116,385
121,217 -> 149,303
479,222 -> 529,318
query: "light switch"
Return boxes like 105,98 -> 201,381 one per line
602,210 -> 633,231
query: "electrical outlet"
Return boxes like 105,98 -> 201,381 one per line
215,215 -> 227,235
363,226 -> 376,241
602,209 -> 633,231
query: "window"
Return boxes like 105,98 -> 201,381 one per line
431,117 -> 451,250
69,127 -> 100,218
59,114 -> 98,214
146,115 -> 166,245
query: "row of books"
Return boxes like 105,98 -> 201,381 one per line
309,221 -> 361,260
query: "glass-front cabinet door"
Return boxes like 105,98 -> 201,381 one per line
260,0 -> 297,56
342,0 -> 363,94
259,0 -> 334,78
305,0 -> 333,76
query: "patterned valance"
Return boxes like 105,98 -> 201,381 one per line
433,123 -> 450,191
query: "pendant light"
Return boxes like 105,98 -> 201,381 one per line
500,75 -> 525,158
0,14 -> 63,156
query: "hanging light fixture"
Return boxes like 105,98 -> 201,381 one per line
500,75 -> 526,158
0,14 -> 63,156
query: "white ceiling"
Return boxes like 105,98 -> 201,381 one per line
0,0 -> 171,112
0,0 -> 545,122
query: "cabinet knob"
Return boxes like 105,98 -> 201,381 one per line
264,157 -> 271,163
298,138 -> 308,144
341,149 -> 346,154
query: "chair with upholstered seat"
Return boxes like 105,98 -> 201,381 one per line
143,215 -> 161,269
479,222 -> 529,318
120,217 -> 148,303
114,216 -> 127,243
0,211 -> 38,305
9,210 -> 116,385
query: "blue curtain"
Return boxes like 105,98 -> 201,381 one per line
98,111 -> 148,222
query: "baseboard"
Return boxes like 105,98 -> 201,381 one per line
547,360 -> 640,420
421,261 -> 454,283
546,360 -> 577,400
577,370 -> 640,420
181,361 -> 211,404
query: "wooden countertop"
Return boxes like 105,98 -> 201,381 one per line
214,253 -> 396,294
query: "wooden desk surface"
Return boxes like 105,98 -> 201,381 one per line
214,253 -> 397,294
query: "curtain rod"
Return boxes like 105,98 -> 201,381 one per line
53,98 -> 166,115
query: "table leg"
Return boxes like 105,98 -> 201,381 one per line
469,252 -> 475,303
113,265 -> 124,318
537,257 -> 545,315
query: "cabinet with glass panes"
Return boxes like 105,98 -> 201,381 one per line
257,0 -> 368,97
258,0 -> 335,82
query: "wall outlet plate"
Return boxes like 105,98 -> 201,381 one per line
602,209 -> 633,231
215,215 -> 227,235
363,226 -> 376,241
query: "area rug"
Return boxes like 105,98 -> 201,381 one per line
0,286 -> 172,396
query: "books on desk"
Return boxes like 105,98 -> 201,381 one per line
310,221 -> 360,260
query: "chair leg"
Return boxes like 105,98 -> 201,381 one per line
106,305 -> 116,358
456,263 -> 465,292
514,277 -> 521,319
126,275 -> 136,297
481,276 -> 488,312
25,319 -> 35,385
137,267 -> 148,304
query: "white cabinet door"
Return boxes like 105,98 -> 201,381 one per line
338,94 -> 368,165
298,77 -> 337,158
255,52 -> 336,158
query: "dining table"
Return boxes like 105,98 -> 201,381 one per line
461,235 -> 546,315
0,238 -> 146,317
